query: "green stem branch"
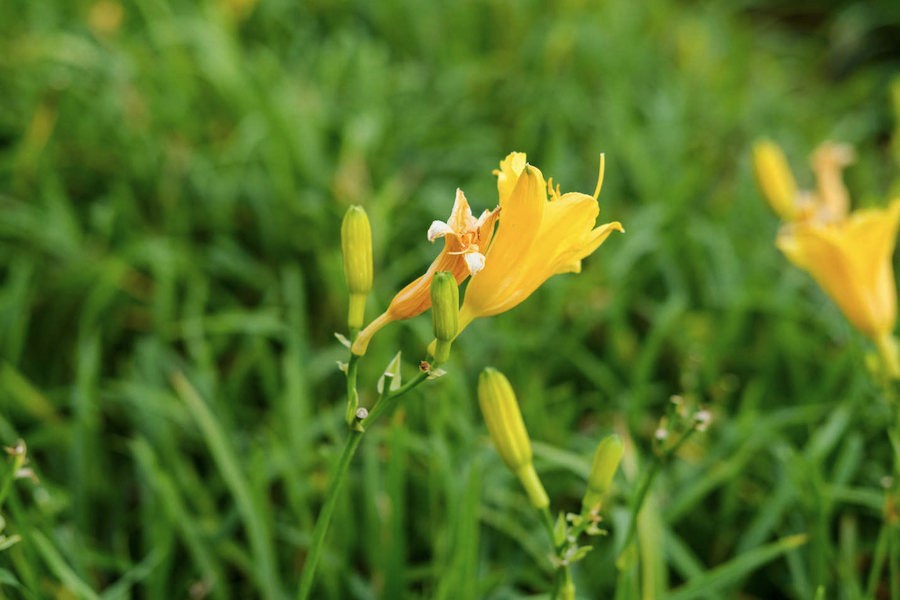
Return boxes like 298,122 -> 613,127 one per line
621,428 -> 697,553
539,506 -> 573,600
364,370 -> 429,426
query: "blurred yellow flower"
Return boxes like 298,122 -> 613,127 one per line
457,152 -> 623,334
352,190 -> 499,355
754,140 -> 900,377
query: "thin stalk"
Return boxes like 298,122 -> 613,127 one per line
874,355 -> 900,600
364,370 -> 429,426
296,367 -> 429,600
0,447 -> 26,510
344,354 -> 360,426
296,429 -> 363,600
539,506 -> 573,600
621,428 -> 697,553
892,527 -> 900,600
866,524 -> 890,599
539,506 -> 556,545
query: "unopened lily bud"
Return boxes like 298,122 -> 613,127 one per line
753,141 -> 799,222
430,271 -> 458,364
581,434 -> 624,513
341,206 -> 373,331
478,368 -> 548,509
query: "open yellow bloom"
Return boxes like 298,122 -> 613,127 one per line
754,140 -> 900,377
352,189 -> 499,355
777,201 -> 900,340
457,152 -> 623,333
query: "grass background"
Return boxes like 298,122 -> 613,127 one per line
2,0 -> 900,598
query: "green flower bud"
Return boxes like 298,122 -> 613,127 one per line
430,271 -> 458,364
581,434 -> 624,513
341,206 -> 373,331
478,368 -> 549,509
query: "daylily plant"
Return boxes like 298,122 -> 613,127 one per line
753,140 -> 900,377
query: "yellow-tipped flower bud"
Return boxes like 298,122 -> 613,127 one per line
752,140 -> 799,222
581,434 -> 624,513
430,271 -> 458,364
341,206 -> 373,331
477,368 -> 549,509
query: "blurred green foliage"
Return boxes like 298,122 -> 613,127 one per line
2,0 -> 900,598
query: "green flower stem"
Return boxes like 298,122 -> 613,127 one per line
539,506 -> 556,544
866,522 -> 890,599
0,447 -> 26,511
296,366 -> 430,600
363,370 -> 429,426
539,506 -> 574,600
344,354 -> 360,426
621,427 -> 697,553
891,526 -> 900,600
296,428 -> 363,600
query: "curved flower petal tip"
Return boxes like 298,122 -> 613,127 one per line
593,154 -> 606,201
464,252 -> 486,275
427,220 -> 456,242
494,152 -> 528,204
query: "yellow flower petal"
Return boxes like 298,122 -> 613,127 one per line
494,152 -> 528,205
459,165 -> 546,321
457,156 -> 622,333
811,141 -> 854,224
753,140 -> 799,222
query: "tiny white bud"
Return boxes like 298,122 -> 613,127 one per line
693,409 -> 712,432
355,408 -> 369,420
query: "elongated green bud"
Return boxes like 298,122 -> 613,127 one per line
581,434 -> 624,512
341,206 -> 373,331
477,368 -> 549,509
430,271 -> 458,364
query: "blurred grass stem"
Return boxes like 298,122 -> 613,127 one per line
621,428 -> 698,554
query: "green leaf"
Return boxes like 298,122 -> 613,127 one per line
0,568 -> 20,586
553,512 -> 567,547
568,545 -> 593,563
377,351 -> 403,394
660,534 -> 809,600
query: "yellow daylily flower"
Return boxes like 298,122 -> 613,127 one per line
352,189 -> 499,355
754,139 -> 900,377
777,201 -> 900,371
457,152 -> 623,334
